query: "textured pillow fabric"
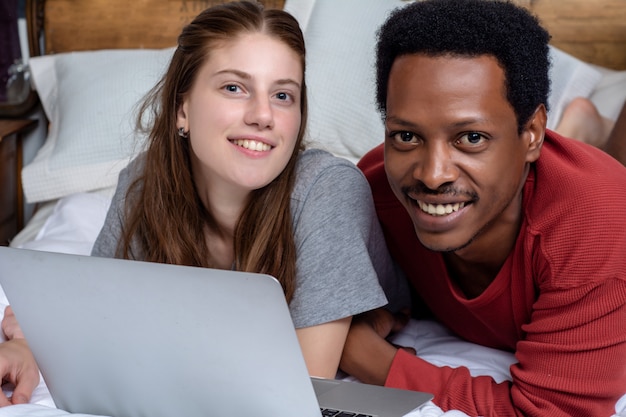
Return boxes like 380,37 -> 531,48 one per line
285,0 -> 404,164
23,47 -> 175,203
546,46 -> 603,130
589,66 -> 626,122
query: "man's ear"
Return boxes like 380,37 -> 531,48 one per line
523,104 -> 547,163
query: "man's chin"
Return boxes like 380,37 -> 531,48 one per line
416,232 -> 474,253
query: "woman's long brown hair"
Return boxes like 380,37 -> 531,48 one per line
117,1 -> 307,303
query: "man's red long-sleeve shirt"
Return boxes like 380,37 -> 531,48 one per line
358,131 -> 626,416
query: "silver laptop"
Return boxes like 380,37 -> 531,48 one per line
0,247 -> 432,417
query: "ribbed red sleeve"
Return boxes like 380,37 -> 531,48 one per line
385,278 -> 626,417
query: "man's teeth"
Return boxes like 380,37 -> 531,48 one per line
233,139 -> 271,152
417,201 -> 466,216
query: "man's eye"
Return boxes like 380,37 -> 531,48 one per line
393,131 -> 417,143
459,132 -> 486,145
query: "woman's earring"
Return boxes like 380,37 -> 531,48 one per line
178,127 -> 189,138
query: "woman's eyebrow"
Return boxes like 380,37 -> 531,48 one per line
215,69 -> 301,89
215,68 -> 250,79
275,78 -> 301,89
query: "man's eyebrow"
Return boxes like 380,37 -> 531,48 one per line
386,116 -> 492,129
385,116 -> 418,129
449,118 -> 491,128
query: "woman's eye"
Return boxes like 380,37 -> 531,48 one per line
274,91 -> 294,103
224,84 -> 241,93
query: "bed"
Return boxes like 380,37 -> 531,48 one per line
2,0 -> 626,416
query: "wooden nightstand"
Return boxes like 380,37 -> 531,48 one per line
0,118 -> 38,246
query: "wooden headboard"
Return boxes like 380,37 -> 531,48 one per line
25,0 -> 285,55
25,0 -> 626,69
518,0 -> 626,71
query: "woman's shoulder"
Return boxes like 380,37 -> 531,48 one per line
117,152 -> 147,187
125,152 -> 147,174
295,148 -> 362,179
292,148 -> 370,201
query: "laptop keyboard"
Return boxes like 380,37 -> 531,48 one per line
321,408 -> 373,417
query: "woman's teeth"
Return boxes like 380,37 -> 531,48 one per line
233,139 -> 271,152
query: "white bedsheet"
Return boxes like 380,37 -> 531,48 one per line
13,191 -> 113,255
5,193 -> 626,417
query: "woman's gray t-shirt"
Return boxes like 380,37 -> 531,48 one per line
92,149 -> 404,328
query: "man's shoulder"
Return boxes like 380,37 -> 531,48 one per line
530,131 -> 626,213
357,143 -> 385,181
537,130 -> 626,184
524,131 -> 626,286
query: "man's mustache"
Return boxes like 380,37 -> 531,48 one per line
401,183 -> 477,200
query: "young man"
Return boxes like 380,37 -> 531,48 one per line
340,0 -> 626,416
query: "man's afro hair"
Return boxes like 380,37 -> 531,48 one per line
376,0 -> 551,132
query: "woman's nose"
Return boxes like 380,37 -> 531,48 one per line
244,95 -> 274,129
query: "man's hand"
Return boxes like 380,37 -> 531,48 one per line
0,338 -> 40,406
339,308 -> 412,385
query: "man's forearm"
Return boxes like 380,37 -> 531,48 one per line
339,321 -> 398,385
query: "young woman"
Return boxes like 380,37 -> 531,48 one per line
0,1 -> 398,405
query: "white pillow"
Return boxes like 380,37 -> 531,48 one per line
546,46 -> 603,130
285,0 -> 404,164
589,66 -> 626,122
23,47 -> 175,203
